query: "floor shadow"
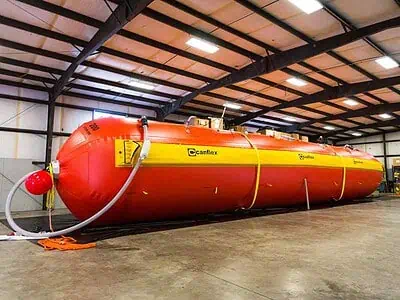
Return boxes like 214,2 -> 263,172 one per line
0,196 -> 384,244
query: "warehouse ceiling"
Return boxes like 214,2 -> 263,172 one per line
0,0 -> 399,142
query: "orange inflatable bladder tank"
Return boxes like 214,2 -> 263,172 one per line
56,118 -> 383,225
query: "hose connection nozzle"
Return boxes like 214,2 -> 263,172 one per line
140,116 -> 148,127
51,160 -> 60,177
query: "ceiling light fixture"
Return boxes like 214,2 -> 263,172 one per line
286,77 -> 307,87
288,0 -> 323,14
223,103 -> 242,110
351,132 -> 362,137
128,80 -> 155,90
283,116 -> 296,122
343,99 -> 359,106
186,37 -> 219,54
323,125 -> 335,131
379,113 -> 392,119
375,56 -> 399,70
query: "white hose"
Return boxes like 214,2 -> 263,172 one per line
4,123 -> 150,238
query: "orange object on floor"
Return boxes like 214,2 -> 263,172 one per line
38,236 -> 96,251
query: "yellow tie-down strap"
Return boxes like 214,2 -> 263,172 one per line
115,140 -> 383,172
115,139 -> 141,167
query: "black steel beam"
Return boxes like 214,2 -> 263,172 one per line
0,126 -> 69,136
13,0 -> 391,125
322,1 -> 394,56
335,128 -> 400,143
10,1 -> 370,126
161,16 -> 400,116
142,8 -> 259,60
236,0 -> 400,98
323,118 -> 400,138
0,72 -> 162,114
0,67 -> 249,123
0,52 -> 328,127
151,1 -> 373,129
0,15 -> 299,106
234,76 -> 400,125
0,78 -> 48,92
383,133 -> 389,181
1,3 -> 380,132
158,0 -> 381,119
51,0 -> 154,100
0,93 -> 48,105
44,92 -> 56,207
320,0 -> 400,97
285,102 -> 400,133
231,0 -> 396,126
0,92 -> 158,121
0,19 -> 282,105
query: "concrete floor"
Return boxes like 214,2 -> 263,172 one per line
1,198 -> 400,300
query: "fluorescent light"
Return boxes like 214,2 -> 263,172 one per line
379,113 -> 392,119
288,0 -> 323,14
375,56 -> 399,69
128,80 -> 155,90
223,103 -> 241,110
286,77 -> 307,87
186,37 -> 219,54
351,132 -> 362,137
283,117 -> 296,122
323,125 -> 335,131
343,99 -> 359,106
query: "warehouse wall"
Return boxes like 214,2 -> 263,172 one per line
337,131 -> 400,181
0,84 -> 157,211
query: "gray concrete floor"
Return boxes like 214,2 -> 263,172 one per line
1,198 -> 400,300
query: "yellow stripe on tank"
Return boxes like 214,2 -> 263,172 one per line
139,143 -> 383,172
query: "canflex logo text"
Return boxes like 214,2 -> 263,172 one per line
187,148 -> 218,157
298,153 -> 315,160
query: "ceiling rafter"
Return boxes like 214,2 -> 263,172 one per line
12,0 -> 369,128
12,0 -> 375,128
233,76 -> 400,125
0,60 -> 356,136
230,0 -> 398,125
0,72 -> 162,111
0,15 -> 301,107
323,118 -> 400,139
0,37 -> 348,130
235,0 -> 400,97
0,93 -> 158,120
334,127 -> 400,143
160,16 -> 400,116
5,0 -> 398,136
0,77 -> 214,125
50,0 -> 154,102
0,63 -> 309,129
156,0 -> 379,126
284,103 -> 400,133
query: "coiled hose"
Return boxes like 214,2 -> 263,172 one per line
4,120 -> 151,238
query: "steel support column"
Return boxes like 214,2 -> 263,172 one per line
383,133 -> 389,184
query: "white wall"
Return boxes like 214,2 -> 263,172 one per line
338,132 -> 400,181
0,85 -> 159,211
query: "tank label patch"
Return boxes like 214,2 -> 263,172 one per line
115,139 -> 140,167
187,148 -> 218,157
298,153 -> 315,160
353,159 -> 363,164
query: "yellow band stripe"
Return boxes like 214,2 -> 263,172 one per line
139,143 -> 383,172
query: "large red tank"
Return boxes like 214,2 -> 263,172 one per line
56,117 -> 383,225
